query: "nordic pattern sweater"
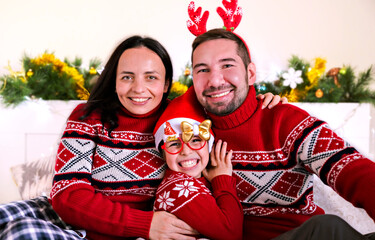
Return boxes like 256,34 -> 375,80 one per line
183,86 -> 375,240
51,103 -> 167,240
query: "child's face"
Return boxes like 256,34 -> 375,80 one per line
164,136 -> 209,178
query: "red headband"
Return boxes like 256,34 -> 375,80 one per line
187,0 -> 250,61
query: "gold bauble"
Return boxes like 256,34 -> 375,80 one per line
89,67 -> 97,75
339,68 -> 347,75
184,68 -> 191,76
315,89 -> 323,98
27,69 -> 34,77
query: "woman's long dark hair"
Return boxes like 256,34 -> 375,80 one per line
81,36 -> 173,135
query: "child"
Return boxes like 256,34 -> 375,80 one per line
153,90 -> 243,240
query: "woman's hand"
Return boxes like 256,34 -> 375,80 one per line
257,92 -> 288,109
149,211 -> 198,240
203,140 -> 233,182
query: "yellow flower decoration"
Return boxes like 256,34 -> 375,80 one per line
307,57 -> 326,85
284,89 -> 298,102
284,88 -> 307,102
314,58 -> 326,73
307,68 -> 320,85
170,81 -> 188,96
76,83 -> 90,100
31,53 -> 89,100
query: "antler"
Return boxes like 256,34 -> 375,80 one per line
217,0 -> 242,32
186,1 -> 209,36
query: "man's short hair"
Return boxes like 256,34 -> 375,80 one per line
191,28 -> 251,69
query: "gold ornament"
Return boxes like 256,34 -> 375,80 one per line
89,67 -> 97,75
181,119 -> 211,143
315,89 -> 323,98
181,121 -> 194,143
339,68 -> 347,75
184,68 -> 191,76
27,69 -> 34,77
198,120 -> 212,141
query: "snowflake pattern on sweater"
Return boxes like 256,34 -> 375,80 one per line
153,169 -> 243,240
154,171 -> 211,213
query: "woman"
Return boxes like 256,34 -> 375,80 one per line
0,35 -> 283,240
51,36 -> 199,240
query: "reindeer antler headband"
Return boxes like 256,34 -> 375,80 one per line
187,0 -> 243,36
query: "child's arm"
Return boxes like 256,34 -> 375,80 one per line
203,139 -> 233,182
154,140 -> 242,240
195,139 -> 242,239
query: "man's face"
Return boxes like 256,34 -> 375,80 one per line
192,39 -> 255,116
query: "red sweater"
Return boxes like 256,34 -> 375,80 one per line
51,103 -> 167,239
183,86 -> 375,240
154,169 -> 243,240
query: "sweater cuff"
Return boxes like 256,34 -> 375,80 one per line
124,208 -> 154,238
211,175 -> 237,193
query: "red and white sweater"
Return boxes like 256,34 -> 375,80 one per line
51,103 -> 167,240
183,86 -> 375,240
154,169 -> 243,240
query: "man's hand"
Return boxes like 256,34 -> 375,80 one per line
149,211 -> 198,240
203,139 -> 233,182
257,92 -> 288,109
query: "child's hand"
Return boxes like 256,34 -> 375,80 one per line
203,139 -> 233,182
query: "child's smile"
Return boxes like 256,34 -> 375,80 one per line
178,158 -> 200,169
165,143 -> 209,178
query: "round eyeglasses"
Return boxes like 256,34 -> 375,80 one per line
162,136 -> 206,155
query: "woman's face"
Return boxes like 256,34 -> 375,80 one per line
116,47 -> 169,115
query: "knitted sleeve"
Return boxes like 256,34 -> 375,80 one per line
154,170 -> 243,240
51,104 -> 153,238
292,107 -> 375,221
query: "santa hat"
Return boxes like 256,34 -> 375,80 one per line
153,87 -> 214,153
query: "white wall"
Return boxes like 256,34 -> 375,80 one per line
1,0 -> 374,82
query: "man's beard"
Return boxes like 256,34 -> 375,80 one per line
203,85 -> 249,116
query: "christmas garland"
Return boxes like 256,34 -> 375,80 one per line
168,57 -> 375,106
255,56 -> 375,105
0,52 -> 101,106
2,54 -> 373,107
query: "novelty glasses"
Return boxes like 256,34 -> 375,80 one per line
162,136 -> 206,154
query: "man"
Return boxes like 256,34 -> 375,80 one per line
182,28 -> 375,239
